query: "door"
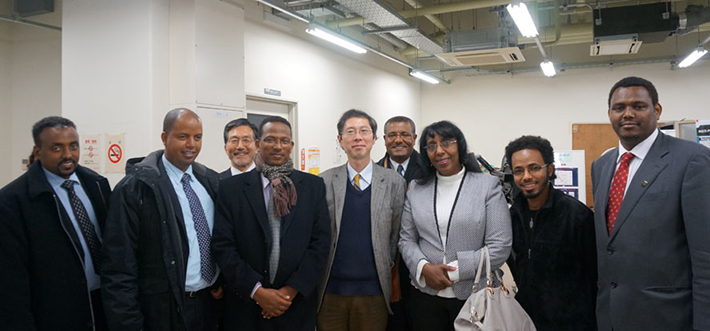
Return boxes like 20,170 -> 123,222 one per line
571,123 -> 618,208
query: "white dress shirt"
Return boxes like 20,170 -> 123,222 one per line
389,157 -> 410,176
347,161 -> 373,190
615,129 -> 659,195
230,162 -> 256,176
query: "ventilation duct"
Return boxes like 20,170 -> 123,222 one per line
435,28 -> 525,66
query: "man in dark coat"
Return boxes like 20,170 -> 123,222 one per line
102,108 -> 221,330
220,118 -> 259,179
212,116 -> 330,330
376,116 -> 421,331
0,116 -> 111,331
505,135 -> 597,330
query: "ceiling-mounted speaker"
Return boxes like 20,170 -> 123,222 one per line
15,0 -> 55,18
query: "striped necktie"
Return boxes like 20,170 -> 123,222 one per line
353,174 -> 362,191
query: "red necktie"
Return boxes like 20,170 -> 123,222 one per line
606,152 -> 635,234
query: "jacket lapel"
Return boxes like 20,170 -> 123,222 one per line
609,134 -> 668,241
332,165 -> 348,235
244,171 -> 271,243
596,149 -> 618,238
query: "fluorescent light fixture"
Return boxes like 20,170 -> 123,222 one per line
306,24 -> 367,54
409,69 -> 440,84
507,2 -> 538,38
255,0 -> 310,23
540,60 -> 556,77
678,48 -> 708,68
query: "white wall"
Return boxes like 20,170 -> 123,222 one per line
0,22 -> 11,186
243,18 -> 422,171
421,62 -> 710,167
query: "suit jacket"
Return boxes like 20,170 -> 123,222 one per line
102,150 -> 220,331
212,169 -> 331,330
591,132 -> 710,330
376,150 -> 423,184
0,162 -> 111,331
318,162 -> 407,313
398,171 -> 512,300
219,168 -> 231,180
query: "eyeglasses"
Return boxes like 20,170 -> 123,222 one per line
228,137 -> 255,146
261,137 -> 292,146
425,140 -> 457,152
385,132 -> 414,141
341,128 -> 373,137
512,164 -> 549,177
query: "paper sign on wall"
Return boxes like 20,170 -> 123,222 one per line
80,134 -> 102,173
697,120 -> 710,149
307,147 -> 320,175
105,133 -> 126,174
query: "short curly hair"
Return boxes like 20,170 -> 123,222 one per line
504,135 -> 556,180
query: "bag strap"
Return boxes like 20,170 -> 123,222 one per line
472,246 -> 490,291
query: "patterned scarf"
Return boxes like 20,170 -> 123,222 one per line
255,154 -> 297,218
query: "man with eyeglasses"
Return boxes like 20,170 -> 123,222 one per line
318,109 -> 407,331
504,135 -> 597,330
376,116 -> 421,331
220,118 -> 259,179
212,116 -> 330,330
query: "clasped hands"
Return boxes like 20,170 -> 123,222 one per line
422,263 -> 457,291
254,285 -> 298,319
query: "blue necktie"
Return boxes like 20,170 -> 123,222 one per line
181,173 -> 216,282
397,164 -> 405,177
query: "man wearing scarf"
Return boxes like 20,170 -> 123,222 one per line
212,116 -> 331,330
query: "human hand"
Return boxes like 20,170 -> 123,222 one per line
278,286 -> 298,302
210,286 -> 223,300
422,263 -> 455,291
254,287 -> 291,319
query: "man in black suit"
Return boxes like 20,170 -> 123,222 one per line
102,108 -> 222,330
212,116 -> 330,330
0,116 -> 111,330
220,118 -> 259,179
376,115 -> 421,331
592,76 -> 710,330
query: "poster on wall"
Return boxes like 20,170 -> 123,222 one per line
105,133 -> 126,174
553,150 -> 586,203
80,134 -> 102,173
697,120 -> 710,149
307,146 -> 321,175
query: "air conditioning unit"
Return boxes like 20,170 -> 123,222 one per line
590,34 -> 643,56
435,47 -> 526,66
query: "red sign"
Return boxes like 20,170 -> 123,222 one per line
300,148 -> 306,171
108,144 -> 122,164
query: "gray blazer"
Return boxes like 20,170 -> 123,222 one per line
398,171 -> 512,300
318,162 -> 407,313
592,132 -> 710,330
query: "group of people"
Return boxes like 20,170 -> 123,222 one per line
0,75 -> 708,331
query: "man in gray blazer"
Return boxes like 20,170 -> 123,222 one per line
592,76 -> 710,330
318,109 -> 407,331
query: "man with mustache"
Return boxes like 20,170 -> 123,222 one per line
212,116 -> 330,330
376,116 -> 422,331
0,116 -> 112,330
220,118 -> 259,179
102,108 -> 222,330
592,76 -> 710,330
504,135 -> 596,330
318,109 -> 407,331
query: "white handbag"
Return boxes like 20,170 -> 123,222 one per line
453,247 -> 536,331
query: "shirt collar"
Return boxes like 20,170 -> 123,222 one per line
260,172 -> 270,190
347,160 -> 373,183
162,154 -> 194,181
617,129 -> 659,163
230,162 -> 255,176
42,166 -> 80,188
389,156 -> 410,172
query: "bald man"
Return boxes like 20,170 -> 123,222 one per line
102,108 -> 222,330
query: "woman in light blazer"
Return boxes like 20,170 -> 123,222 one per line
398,121 -> 512,330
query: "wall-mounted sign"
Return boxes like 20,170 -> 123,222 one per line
264,88 -> 281,96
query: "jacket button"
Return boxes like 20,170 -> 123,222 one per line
610,282 -> 618,288
607,246 -> 614,255
171,260 -> 176,265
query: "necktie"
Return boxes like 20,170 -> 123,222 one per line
61,180 -> 102,271
353,174 -> 362,191
397,164 -> 405,177
181,174 -> 216,282
266,188 -> 280,283
606,152 -> 635,235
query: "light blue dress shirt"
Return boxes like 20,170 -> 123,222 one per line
162,155 -> 218,291
347,161 -> 373,190
43,167 -> 102,291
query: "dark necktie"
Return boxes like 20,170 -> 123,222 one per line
61,180 -> 102,271
606,152 -> 634,234
180,173 -> 216,282
397,164 -> 405,177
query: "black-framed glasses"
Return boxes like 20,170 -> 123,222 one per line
512,164 -> 549,177
385,132 -> 414,141
425,140 -> 457,152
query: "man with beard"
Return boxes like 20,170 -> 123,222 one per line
102,108 -> 222,330
212,116 -> 330,330
504,135 -> 596,330
220,118 -> 259,179
0,116 -> 112,330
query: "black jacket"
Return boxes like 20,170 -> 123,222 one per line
508,187 -> 597,330
376,150 -> 423,184
212,169 -> 330,329
101,150 -> 219,331
0,162 -> 111,331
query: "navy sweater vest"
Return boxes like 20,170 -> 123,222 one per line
326,181 -> 382,296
